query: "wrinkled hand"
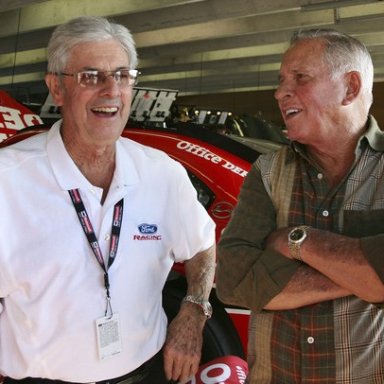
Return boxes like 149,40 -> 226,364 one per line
163,304 -> 206,383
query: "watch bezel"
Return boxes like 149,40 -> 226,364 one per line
288,226 -> 310,261
289,227 -> 308,244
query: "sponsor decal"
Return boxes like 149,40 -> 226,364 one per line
0,104 -> 43,142
176,141 -> 248,177
186,355 -> 248,384
134,223 -> 162,240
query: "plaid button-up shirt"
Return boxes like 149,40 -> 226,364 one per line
217,116 -> 384,383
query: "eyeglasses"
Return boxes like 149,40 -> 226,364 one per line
59,69 -> 140,87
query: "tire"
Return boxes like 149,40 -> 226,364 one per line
162,277 -> 245,363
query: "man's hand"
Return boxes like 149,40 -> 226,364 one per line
163,245 -> 215,382
163,303 -> 206,383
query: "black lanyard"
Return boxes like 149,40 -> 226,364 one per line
68,188 -> 124,317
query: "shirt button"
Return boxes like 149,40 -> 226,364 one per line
307,336 -> 315,344
104,234 -> 110,241
317,173 -> 323,180
322,210 -> 329,217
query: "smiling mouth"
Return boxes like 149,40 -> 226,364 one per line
285,108 -> 301,118
91,106 -> 119,116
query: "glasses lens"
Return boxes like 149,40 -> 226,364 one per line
78,71 -> 99,86
118,69 -> 139,86
130,69 -> 139,85
76,69 -> 139,87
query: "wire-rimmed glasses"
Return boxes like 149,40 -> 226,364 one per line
59,69 -> 140,87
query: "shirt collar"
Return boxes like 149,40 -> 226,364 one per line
361,115 -> 384,151
47,120 -> 140,194
287,115 -> 384,165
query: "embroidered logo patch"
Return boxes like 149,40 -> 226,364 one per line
138,223 -> 158,234
134,223 -> 162,240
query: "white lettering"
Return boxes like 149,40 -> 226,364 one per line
200,363 -> 231,384
176,141 -> 191,150
0,106 -> 24,130
0,106 -> 43,130
207,154 -> 222,164
177,141 -> 224,165
24,113 -> 43,126
176,140 -> 248,178
222,161 -> 248,177
236,365 -> 247,383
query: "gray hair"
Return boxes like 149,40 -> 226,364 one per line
290,29 -> 374,107
47,16 -> 138,73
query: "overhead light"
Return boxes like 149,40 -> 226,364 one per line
301,0 -> 378,11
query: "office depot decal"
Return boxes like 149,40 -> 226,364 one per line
177,140 -> 248,178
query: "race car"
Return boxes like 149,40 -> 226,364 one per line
0,90 -> 43,142
0,87 -> 284,364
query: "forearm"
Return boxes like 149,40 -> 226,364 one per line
163,245 -> 216,382
184,244 -> 216,300
302,229 -> 384,303
267,227 -> 384,304
264,263 -> 350,310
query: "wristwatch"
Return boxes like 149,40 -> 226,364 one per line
182,295 -> 213,319
288,226 -> 310,261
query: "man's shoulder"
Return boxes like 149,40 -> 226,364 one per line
0,131 -> 48,170
257,144 -> 293,169
118,136 -> 176,163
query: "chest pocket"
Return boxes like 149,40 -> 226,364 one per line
343,209 -> 384,237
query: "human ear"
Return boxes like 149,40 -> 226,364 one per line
343,71 -> 361,105
45,73 -> 65,106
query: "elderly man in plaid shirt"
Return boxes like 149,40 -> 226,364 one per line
217,29 -> 384,383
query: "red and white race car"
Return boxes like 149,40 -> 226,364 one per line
0,88 -> 284,378
0,91 -> 43,141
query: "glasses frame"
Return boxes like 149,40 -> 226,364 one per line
58,69 -> 140,87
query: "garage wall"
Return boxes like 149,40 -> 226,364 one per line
178,81 -> 384,129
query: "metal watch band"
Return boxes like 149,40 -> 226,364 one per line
182,295 -> 212,319
289,241 -> 302,261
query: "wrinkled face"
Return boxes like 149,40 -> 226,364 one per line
274,39 -> 346,145
50,38 -> 134,148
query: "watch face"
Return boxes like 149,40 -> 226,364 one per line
291,228 -> 304,241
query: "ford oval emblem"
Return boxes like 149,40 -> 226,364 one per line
138,223 -> 158,234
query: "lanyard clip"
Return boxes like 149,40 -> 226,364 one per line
104,272 -> 113,318
105,295 -> 113,319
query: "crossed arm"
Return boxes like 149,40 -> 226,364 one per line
264,227 -> 384,310
216,164 -> 384,313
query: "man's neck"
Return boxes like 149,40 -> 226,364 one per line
62,133 -> 116,202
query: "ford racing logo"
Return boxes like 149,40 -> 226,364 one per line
138,223 -> 158,234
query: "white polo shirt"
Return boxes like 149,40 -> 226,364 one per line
0,121 -> 215,382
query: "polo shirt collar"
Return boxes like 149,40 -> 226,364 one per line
46,120 -> 140,193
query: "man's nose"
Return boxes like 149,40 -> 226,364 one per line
274,80 -> 293,101
100,74 -> 121,96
